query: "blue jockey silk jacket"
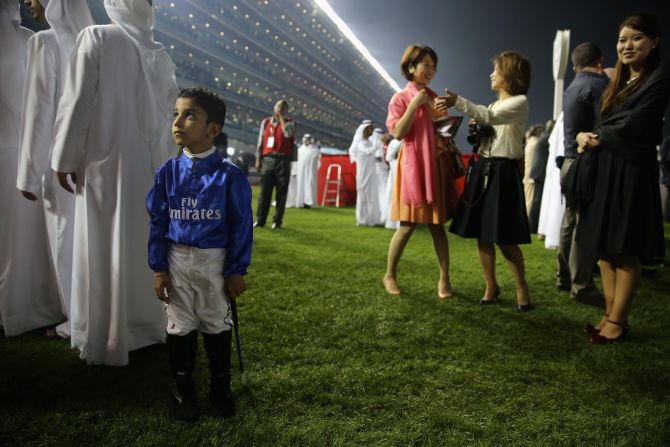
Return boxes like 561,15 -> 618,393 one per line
146,151 -> 253,277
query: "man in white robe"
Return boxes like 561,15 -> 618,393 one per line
349,119 -> 372,165
0,0 -> 62,336
296,134 -> 321,208
538,113 -> 566,249
17,0 -> 94,338
383,138 -> 402,230
372,128 -> 389,212
51,0 -> 178,366
350,122 -> 381,226
284,160 -> 298,208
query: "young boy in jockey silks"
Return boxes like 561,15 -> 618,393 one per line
146,88 -> 253,422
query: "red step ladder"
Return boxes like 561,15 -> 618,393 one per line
320,163 -> 342,207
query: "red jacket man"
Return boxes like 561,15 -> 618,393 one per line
254,99 -> 295,229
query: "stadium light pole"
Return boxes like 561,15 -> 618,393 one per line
552,29 -> 570,119
314,0 -> 402,93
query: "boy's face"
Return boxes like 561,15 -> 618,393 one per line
172,97 -> 220,153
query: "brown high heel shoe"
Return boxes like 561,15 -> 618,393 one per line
590,320 -> 627,345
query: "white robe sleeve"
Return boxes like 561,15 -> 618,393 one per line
454,95 -> 527,126
51,28 -> 101,173
17,35 -> 58,195
349,145 -> 358,164
156,81 -> 179,163
357,141 -> 377,155
374,142 -> 384,158
386,140 -> 401,162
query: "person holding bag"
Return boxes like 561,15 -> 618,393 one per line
574,14 -> 670,344
437,51 -> 533,312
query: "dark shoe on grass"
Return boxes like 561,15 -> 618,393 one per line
210,376 -> 236,417
571,290 -> 605,308
170,376 -> 198,423
556,283 -> 571,292
479,285 -> 500,305
516,303 -> 534,313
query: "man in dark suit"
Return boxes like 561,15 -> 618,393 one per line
556,42 -> 610,302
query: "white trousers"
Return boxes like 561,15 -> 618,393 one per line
166,244 -> 232,336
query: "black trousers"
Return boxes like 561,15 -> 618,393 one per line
256,154 -> 291,226
528,179 -> 543,233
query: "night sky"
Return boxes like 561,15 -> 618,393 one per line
20,0 -> 670,143
330,0 -> 670,137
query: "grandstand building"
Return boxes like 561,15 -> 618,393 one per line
154,0 -> 398,152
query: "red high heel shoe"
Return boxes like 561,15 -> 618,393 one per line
584,315 -> 629,336
590,320 -> 627,345
584,314 -> 608,335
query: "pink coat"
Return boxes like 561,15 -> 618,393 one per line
386,82 -> 444,206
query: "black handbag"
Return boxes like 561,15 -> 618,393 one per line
461,155 -> 493,208
562,151 -> 598,212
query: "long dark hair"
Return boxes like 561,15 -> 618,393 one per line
601,14 -> 662,116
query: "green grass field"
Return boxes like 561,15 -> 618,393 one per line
1,188 -> 669,446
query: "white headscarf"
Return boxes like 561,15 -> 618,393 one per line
45,0 -> 95,83
103,0 -> 177,162
349,122 -> 372,164
0,0 -> 29,119
0,0 -> 20,24
0,0 -> 23,61
1,0 -> 20,21
371,127 -> 384,146
104,0 -> 158,49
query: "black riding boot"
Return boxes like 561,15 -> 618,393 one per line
167,330 -> 199,422
202,330 -> 235,417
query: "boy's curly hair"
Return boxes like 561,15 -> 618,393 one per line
178,87 -> 227,128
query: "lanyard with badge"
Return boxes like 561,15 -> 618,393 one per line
266,120 -> 276,151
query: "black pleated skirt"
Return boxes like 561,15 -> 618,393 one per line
575,150 -> 665,258
449,157 -> 531,244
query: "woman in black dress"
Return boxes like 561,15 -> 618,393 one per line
575,14 -> 670,343
437,51 -> 533,311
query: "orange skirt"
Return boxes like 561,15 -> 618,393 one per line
391,143 -> 458,224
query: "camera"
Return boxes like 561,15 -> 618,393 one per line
466,124 -> 495,152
